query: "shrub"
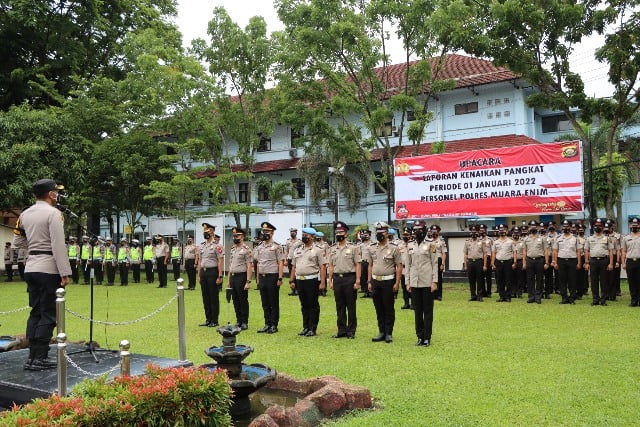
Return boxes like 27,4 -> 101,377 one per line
0,365 -> 232,426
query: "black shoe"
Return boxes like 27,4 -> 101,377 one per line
240,323 -> 248,330
199,321 -> 211,327
469,296 -> 477,302
24,357 -> 57,371
560,299 -> 570,304
416,339 -> 424,346
384,335 -> 393,343
208,322 -> 219,327
535,298 -> 542,304
371,333 -> 385,342
360,293 -> 371,298
401,304 -> 411,309
288,290 -> 298,296
591,300 -> 600,306
421,339 -> 431,347
346,333 -> 355,339
600,300 -> 608,306
298,328 -> 309,336
267,326 -> 278,334
434,296 -> 442,301
257,326 -> 270,333
304,330 -> 316,337
527,298 -> 535,303
477,296 -> 483,302
332,332 -> 347,338
630,301 -> 639,307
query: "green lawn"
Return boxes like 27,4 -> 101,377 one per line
1,278 -> 638,426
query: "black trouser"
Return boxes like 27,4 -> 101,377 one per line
200,267 -> 220,324
4,263 -> 12,281
333,273 -> 357,334
259,273 -> 280,327
371,278 -> 395,335
412,286 -> 434,341
360,261 -> 370,295
434,257 -> 443,299
24,272 -> 58,360
93,260 -> 103,284
105,261 -> 116,285
81,259 -> 90,284
590,257 -> 609,302
131,263 -> 141,283
514,259 -> 526,296
495,259 -> 513,299
401,274 -> 411,304
119,262 -> 129,285
144,260 -> 154,283
609,254 -> 621,298
185,259 -> 196,289
69,259 -> 78,283
626,259 -> 640,303
172,259 -> 181,281
544,264 -> 558,296
297,277 -> 320,332
230,272 -> 249,325
483,262 -> 493,296
557,258 -> 577,300
577,254 -> 588,296
156,257 -> 167,287
526,257 -> 544,298
467,259 -> 483,297
18,262 -> 25,280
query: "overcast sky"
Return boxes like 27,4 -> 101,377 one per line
174,0 -> 612,98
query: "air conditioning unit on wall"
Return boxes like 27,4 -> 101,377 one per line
289,148 -> 298,158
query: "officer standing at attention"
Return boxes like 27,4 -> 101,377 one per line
621,218 -> 640,306
405,220 -> 438,346
585,219 -> 614,306
606,219 -> 622,299
358,229 -> 372,298
314,231 -> 330,296
398,227 -> 412,309
431,225 -> 447,301
254,222 -> 284,334
290,227 -> 326,337
576,224 -> 589,298
228,227 -> 253,330
129,239 -> 141,283
91,236 -> 105,285
67,236 -> 80,284
511,227 -> 526,298
153,234 -> 170,288
13,179 -> 72,371
198,223 -> 224,327
16,246 -> 27,281
328,221 -> 360,339
491,224 -> 516,302
4,242 -> 13,282
170,237 -> 182,281
552,220 -> 580,304
523,221 -> 548,304
117,238 -> 130,286
544,221 -> 560,296
285,228 -> 302,296
143,237 -> 155,284
183,236 -> 197,290
366,221 -> 403,343
80,236 -> 91,285
479,224 -> 493,297
103,237 -> 117,286
463,225 -> 487,301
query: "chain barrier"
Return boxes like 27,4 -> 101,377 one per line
0,306 -> 30,315
63,353 -> 122,377
65,294 -> 177,326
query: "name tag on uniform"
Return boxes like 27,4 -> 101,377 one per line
346,249 -> 351,254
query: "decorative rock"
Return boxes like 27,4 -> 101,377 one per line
248,413 -> 278,427
307,375 -> 343,393
266,372 -> 311,394
294,398 -> 321,426
307,384 -> 347,416
340,383 -> 372,409
265,405 -> 305,427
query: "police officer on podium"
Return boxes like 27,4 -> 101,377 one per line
198,222 -> 224,327
328,221 -> 360,339
366,221 -> 402,343
13,179 -> 72,371
254,222 -> 284,334
228,227 -> 253,329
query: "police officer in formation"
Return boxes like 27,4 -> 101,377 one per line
431,225 -> 447,301
478,224 -> 493,297
491,224 -> 516,302
605,219 -> 622,300
544,221 -> 560,296
16,245 -> 26,281
198,223 -> 224,327
512,227 -> 526,298
227,227 -> 253,330
183,236 -> 198,290
153,234 -> 169,288
327,221 -> 360,339
285,227 -> 302,296
4,242 -> 14,282
463,225 -> 487,301
575,224 -> 589,298
358,229 -> 372,298
405,221 -> 438,347
117,238 -> 130,286
13,179 -> 72,371
552,219 -> 580,304
523,221 -> 549,304
366,221 -> 403,343
398,227 -> 412,309
254,222 -> 284,334
91,236 -> 105,285
129,239 -> 142,283
80,235 -> 91,284
103,237 -> 117,286
170,237 -> 182,281
585,218 -> 614,306
67,236 -> 80,284
143,237 -> 155,283
621,217 -> 640,306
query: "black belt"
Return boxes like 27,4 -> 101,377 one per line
260,273 -> 277,277
496,259 -> 511,263
591,257 -> 606,260
229,272 -> 247,276
29,251 -> 53,256
333,272 -> 356,278
558,257 -> 577,261
628,258 -> 640,262
527,256 -> 542,260
201,267 -> 218,271
468,258 -> 482,261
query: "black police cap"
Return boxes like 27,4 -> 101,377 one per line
33,179 -> 64,197
261,221 -> 276,231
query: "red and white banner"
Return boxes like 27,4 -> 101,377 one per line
394,142 -> 583,219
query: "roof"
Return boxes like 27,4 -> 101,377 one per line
196,135 -> 541,177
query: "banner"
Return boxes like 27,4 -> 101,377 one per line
394,142 -> 583,218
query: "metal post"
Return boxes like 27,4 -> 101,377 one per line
56,287 -> 66,334
56,333 -> 67,397
176,278 -> 187,362
119,340 -> 131,376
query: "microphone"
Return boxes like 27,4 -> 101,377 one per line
55,204 -> 79,219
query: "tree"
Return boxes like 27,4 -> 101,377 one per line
255,177 -> 297,210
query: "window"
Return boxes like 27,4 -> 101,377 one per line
238,183 -> 249,203
374,171 -> 388,194
504,110 -> 511,117
487,99 -> 493,106
291,128 -> 303,146
504,97 -> 510,104
192,198 -> 202,206
257,181 -> 270,202
257,134 -> 271,152
454,102 -> 478,115
495,111 -> 501,118
494,98 -> 501,105
542,115 -> 573,133
376,119 -> 393,137
291,178 -> 305,199
407,110 -> 416,121
487,113 -> 493,119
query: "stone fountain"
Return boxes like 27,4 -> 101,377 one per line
202,324 -> 276,420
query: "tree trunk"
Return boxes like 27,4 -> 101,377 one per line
605,125 -> 617,219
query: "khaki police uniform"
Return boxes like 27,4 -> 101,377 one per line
67,241 -> 80,284
585,233 -> 614,304
291,243 -> 326,334
398,239 -> 412,307
463,237 -> 486,300
153,239 -> 170,288
544,231 -> 560,296
129,242 -> 142,283
513,237 -> 526,297
358,237 -> 372,296
553,234 -> 579,302
170,242 -> 182,281
434,236 -> 447,300
621,232 -> 640,305
492,236 -> 515,301
610,230 -> 622,297
17,247 -> 27,280
198,239 -> 224,326
406,239 -> 438,343
328,242 -> 360,337
480,234 -> 494,296
366,240 -> 402,339
229,242 -> 253,327
523,234 -> 548,302
183,242 -> 198,289
576,234 -> 588,296
4,244 -> 13,281
254,239 -> 284,331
